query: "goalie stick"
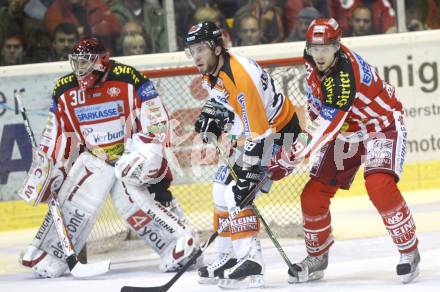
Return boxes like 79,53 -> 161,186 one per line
15,89 -> 110,278
212,139 -> 297,277
120,173 -> 271,292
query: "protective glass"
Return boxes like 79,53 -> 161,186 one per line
306,43 -> 339,58
69,53 -> 99,79
184,41 -> 213,58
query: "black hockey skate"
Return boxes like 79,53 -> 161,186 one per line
288,252 -> 328,283
198,253 -> 237,284
396,248 -> 420,284
218,258 -> 264,289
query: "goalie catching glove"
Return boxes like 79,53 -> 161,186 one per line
194,99 -> 234,143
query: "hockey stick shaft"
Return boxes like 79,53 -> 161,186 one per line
213,139 -> 297,274
14,90 -> 110,277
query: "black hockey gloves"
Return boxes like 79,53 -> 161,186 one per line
195,99 -> 234,143
232,164 -> 261,206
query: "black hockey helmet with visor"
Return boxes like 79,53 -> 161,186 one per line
185,21 -> 224,58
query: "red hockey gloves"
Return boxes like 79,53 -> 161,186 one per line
269,147 -> 297,181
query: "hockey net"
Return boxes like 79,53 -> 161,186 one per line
86,56 -> 311,253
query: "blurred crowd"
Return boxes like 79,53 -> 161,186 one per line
0,0 -> 439,66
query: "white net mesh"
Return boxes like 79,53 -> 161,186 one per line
87,56 -> 310,253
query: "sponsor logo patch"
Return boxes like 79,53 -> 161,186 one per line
320,105 -> 338,121
138,80 -> 158,101
127,210 -> 153,231
74,101 -> 124,122
353,52 -> 372,86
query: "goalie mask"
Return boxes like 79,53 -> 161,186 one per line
69,37 -> 110,89
305,18 -> 342,72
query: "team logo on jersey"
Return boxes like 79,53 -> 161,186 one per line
107,87 -> 120,97
138,80 -> 158,101
353,52 -> 372,86
74,100 -> 124,122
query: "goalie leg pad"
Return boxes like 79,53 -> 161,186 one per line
21,152 -> 116,277
111,181 -> 198,271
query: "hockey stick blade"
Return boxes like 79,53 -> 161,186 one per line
69,256 -> 111,278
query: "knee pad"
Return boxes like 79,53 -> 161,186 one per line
365,173 -> 404,212
301,179 -> 338,216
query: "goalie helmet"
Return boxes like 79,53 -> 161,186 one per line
69,37 -> 110,89
185,21 -> 224,48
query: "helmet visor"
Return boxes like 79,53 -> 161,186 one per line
306,43 -> 339,58
69,53 -> 98,79
184,41 -> 213,58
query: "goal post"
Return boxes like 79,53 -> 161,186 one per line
87,55 -> 311,253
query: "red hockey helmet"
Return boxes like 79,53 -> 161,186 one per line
69,37 -> 110,89
306,18 -> 342,46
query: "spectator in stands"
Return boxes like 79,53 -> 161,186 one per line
174,0 -> 208,50
44,0 -> 121,54
284,0 -> 330,35
0,0 -> 45,63
0,33 -> 25,65
121,33 -> 148,56
286,6 -> 321,42
109,0 -> 168,53
27,26 -> 52,63
234,0 -> 285,44
234,14 -> 263,46
425,0 -> 440,29
348,5 -> 375,36
24,0 -> 49,20
51,23 -> 79,61
115,20 -> 148,56
193,5 -> 232,47
328,0 -> 396,35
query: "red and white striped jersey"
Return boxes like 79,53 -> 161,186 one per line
40,60 -> 169,166
298,44 -> 403,158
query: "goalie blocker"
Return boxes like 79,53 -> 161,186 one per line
22,145 -> 198,277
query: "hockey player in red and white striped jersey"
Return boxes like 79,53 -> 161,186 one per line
269,18 -> 420,284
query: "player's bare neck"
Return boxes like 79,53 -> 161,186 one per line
209,54 -> 224,77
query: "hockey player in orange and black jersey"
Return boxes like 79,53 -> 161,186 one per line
269,18 -> 420,284
19,37 -> 200,278
185,21 -> 302,289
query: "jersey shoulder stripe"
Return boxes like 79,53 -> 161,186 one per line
107,60 -> 150,89
52,73 -> 77,101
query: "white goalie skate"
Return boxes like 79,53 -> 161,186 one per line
396,248 -> 420,284
288,252 -> 328,283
